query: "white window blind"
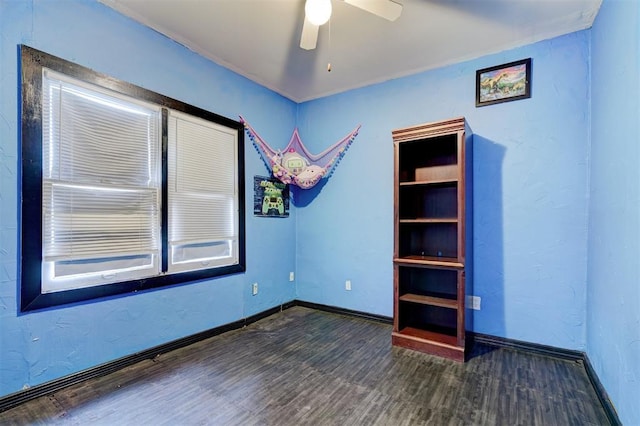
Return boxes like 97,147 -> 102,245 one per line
167,110 -> 239,273
41,70 -> 162,293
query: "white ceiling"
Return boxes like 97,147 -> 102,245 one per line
100,0 -> 602,103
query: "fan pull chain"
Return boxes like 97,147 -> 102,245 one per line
327,17 -> 332,72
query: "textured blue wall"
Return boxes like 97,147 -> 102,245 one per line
2,1 -> 634,422
0,0 -> 297,397
588,0 -> 640,424
296,31 -> 591,350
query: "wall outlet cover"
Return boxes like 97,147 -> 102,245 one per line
466,295 -> 481,310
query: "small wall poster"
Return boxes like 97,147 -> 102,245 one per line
254,176 -> 289,217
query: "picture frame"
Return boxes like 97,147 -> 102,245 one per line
476,58 -> 531,107
253,175 -> 289,218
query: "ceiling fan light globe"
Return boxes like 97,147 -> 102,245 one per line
305,0 -> 332,26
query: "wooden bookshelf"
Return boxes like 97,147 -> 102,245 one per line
392,117 -> 471,362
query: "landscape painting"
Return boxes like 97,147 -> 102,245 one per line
476,58 -> 531,107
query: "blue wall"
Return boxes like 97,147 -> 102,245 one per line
296,32 -> 591,350
0,0 -> 297,397
588,0 -> 640,424
2,1 -> 636,423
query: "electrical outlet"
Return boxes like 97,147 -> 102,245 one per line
289,272 -> 295,282
345,280 -> 351,291
252,282 -> 258,295
466,295 -> 481,310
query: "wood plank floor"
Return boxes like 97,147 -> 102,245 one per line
0,307 -> 610,425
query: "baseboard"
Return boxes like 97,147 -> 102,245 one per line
281,300 -> 297,310
469,332 -> 621,425
293,300 -> 393,324
582,354 -> 622,426
244,305 -> 282,326
0,301 -> 293,414
468,332 -> 584,361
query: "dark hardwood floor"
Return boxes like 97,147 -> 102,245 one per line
0,307 -> 610,425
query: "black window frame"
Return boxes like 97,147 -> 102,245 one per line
19,45 -> 246,312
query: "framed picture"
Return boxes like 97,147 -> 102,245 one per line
253,176 -> 289,218
476,58 -> 531,107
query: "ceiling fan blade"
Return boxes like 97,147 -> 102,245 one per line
344,0 -> 402,21
300,17 -> 320,50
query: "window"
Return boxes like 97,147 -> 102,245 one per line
20,45 -> 245,311
41,70 -> 163,293
167,110 -> 240,273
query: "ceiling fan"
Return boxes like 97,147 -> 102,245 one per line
300,0 -> 403,50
